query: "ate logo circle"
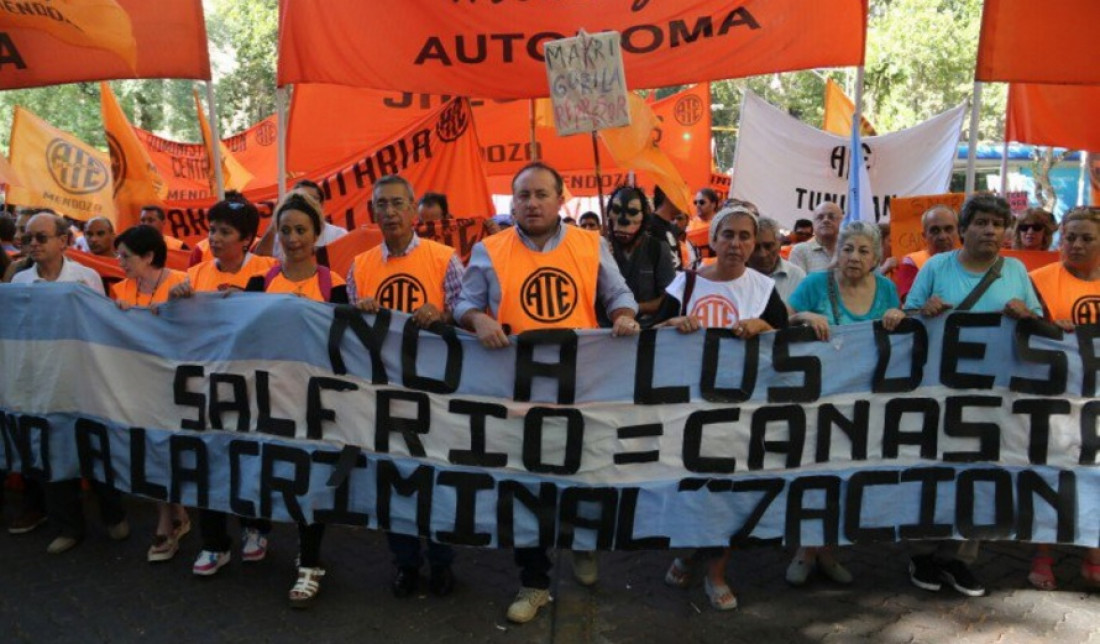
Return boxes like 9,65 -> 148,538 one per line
674,94 -> 703,126
376,273 -> 428,312
520,267 -> 579,323
46,138 -> 110,195
106,133 -> 125,197
256,120 -> 277,146
690,295 -> 739,328
435,100 -> 470,142
1072,295 -> 1100,326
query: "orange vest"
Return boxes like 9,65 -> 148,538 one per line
1030,262 -> 1100,325
905,249 -> 932,269
164,235 -> 187,251
110,269 -> 188,306
350,237 -> 453,313
187,254 -> 277,292
265,268 -> 346,303
482,226 -> 600,333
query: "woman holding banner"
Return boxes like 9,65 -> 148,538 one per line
784,221 -> 905,587
244,190 -> 347,607
109,225 -> 192,561
658,204 -> 789,611
1027,206 -> 1100,590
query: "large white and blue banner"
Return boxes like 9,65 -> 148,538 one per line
1,284 -> 1098,549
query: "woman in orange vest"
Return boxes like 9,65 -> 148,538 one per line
169,197 -> 277,298
1027,206 -> 1100,590
246,191 -> 346,608
108,225 -> 192,562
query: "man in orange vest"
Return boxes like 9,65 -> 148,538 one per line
895,205 -> 959,302
455,162 -> 640,624
347,174 -> 465,598
140,205 -> 189,251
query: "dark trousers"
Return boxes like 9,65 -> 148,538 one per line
515,547 -> 553,589
47,479 -> 126,539
298,522 -> 325,568
3,476 -> 45,514
387,532 -> 455,570
198,510 -> 271,552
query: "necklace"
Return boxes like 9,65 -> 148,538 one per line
138,269 -> 166,307
282,264 -> 318,298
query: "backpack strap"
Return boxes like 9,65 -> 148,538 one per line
263,264 -> 282,290
316,265 -> 333,302
825,273 -> 843,324
956,257 -> 1004,312
680,270 -> 697,317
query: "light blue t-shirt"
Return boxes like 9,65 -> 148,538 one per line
904,250 -> 1042,314
788,271 -> 900,325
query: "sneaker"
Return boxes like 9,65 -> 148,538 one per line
939,560 -> 986,597
46,535 -> 80,555
506,587 -> 551,624
786,550 -> 814,586
193,550 -> 230,576
572,550 -> 598,587
107,520 -> 130,541
241,528 -> 268,562
908,555 -> 942,592
7,510 -> 46,535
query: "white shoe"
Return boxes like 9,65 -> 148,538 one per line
572,550 -> 598,586
241,528 -> 268,562
786,549 -> 814,586
506,587 -> 551,623
192,550 -> 230,576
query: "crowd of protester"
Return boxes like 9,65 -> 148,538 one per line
1,164 -> 1098,621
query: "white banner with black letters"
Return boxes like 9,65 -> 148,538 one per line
1,285 -> 1097,550
730,91 -> 966,227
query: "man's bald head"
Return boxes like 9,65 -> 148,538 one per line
84,217 -> 116,256
811,201 -> 842,245
920,205 -> 959,255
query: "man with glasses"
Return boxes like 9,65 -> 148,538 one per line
10,211 -> 104,294
456,161 -> 639,624
789,218 -> 814,245
693,188 -> 719,223
346,174 -> 464,598
789,202 -> 843,274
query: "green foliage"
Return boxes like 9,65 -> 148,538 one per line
208,0 -> 278,133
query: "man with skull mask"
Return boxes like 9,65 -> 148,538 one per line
602,185 -> 675,328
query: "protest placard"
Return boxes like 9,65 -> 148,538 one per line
544,31 -> 630,136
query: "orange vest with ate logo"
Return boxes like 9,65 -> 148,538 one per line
482,226 -> 600,333
350,237 -> 452,313
1029,262 -> 1100,325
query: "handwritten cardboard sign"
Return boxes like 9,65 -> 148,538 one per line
544,31 -> 630,136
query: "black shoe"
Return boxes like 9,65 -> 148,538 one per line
939,560 -> 986,597
909,555 -> 942,592
392,567 -> 419,598
429,565 -> 455,597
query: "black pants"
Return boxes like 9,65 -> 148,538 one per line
387,532 -> 455,570
47,479 -> 126,539
298,522 -> 325,567
515,547 -> 553,589
198,510 -> 271,552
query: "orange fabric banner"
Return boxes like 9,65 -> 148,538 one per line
0,153 -> 21,188
975,0 -> 1100,84
194,90 -> 253,193
278,0 -> 866,98
823,78 -> 876,136
161,98 -> 494,248
66,249 -> 123,281
1005,83 -> 1100,151
0,0 -> 210,90
1001,249 -> 1059,272
101,82 -> 168,233
599,93 -> 693,214
288,84 -> 713,198
7,107 -> 116,222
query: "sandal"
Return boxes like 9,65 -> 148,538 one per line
1028,555 -> 1057,590
1082,559 -> 1100,588
664,557 -> 692,588
147,533 -> 179,563
289,567 -> 325,608
173,517 -> 191,540
704,576 -> 738,611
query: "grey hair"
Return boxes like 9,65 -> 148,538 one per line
373,174 -> 415,202
757,216 -> 781,238
834,221 -> 882,267
709,206 -> 759,251
29,212 -> 69,238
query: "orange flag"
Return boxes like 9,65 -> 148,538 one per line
6,106 -> 116,222
1005,83 -> 1100,151
975,0 -> 1099,84
101,82 -> 167,232
0,153 -> 21,188
823,78 -> 876,136
0,0 -> 210,90
599,93 -> 693,214
193,90 -> 253,193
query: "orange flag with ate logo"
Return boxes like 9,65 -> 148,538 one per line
6,107 -> 116,222
0,0 -> 210,89
101,82 -> 167,233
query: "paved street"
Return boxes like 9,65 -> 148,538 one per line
2,493 -> 1097,644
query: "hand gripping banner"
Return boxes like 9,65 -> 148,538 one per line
1,285 -> 1097,550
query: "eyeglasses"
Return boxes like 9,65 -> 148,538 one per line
21,232 -> 58,245
1017,223 -> 1045,233
374,199 -> 409,212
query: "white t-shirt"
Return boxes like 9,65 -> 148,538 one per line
665,268 -> 774,328
10,256 -> 106,296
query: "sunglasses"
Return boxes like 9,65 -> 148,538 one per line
1017,223 -> 1045,233
22,232 -> 58,245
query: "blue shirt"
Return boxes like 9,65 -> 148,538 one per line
904,250 -> 1042,315
788,271 -> 900,325
454,223 -> 638,324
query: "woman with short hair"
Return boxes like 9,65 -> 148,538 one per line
1013,207 -> 1056,251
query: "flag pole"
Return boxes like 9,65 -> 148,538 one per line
204,82 -> 226,201
277,85 -> 289,203
844,65 -> 867,226
999,140 -> 1009,195
529,99 -> 540,162
591,131 -> 605,219
964,81 -> 982,195
1078,150 -> 1088,207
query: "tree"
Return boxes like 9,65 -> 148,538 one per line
207,0 -> 278,133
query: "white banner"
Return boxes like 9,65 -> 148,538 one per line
731,91 -> 965,227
